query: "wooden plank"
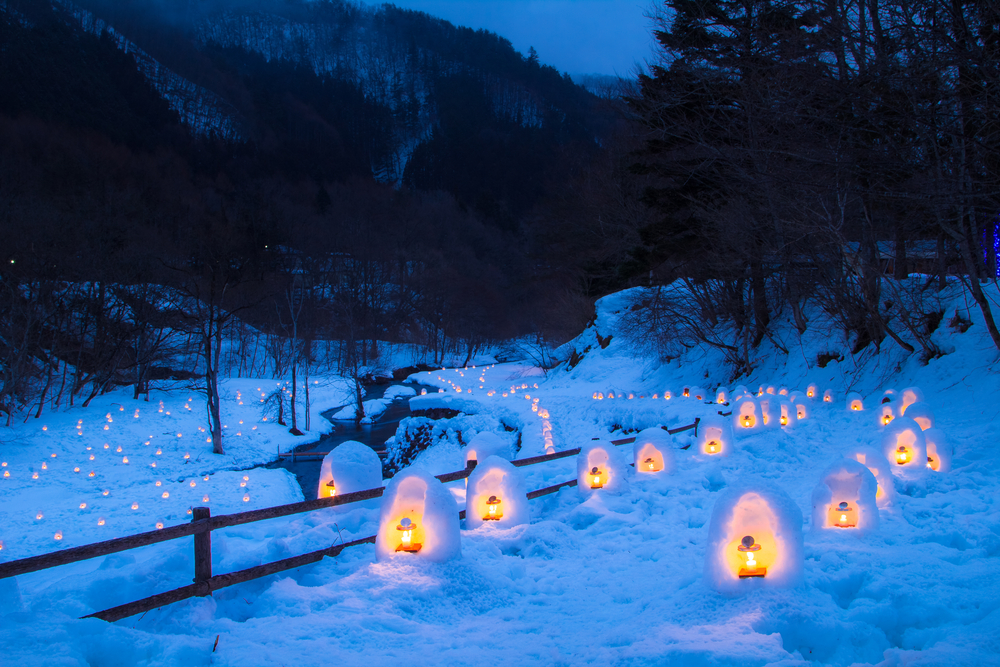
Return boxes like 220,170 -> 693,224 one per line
526,478 -> 578,500
86,473 -> 582,623
510,448 -> 581,468
83,535 -> 378,623
668,418 -> 700,435
0,486 -> 384,580
610,436 -> 636,445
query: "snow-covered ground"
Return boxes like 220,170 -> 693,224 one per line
2,281 -> 999,666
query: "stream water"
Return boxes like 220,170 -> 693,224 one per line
266,382 -> 437,498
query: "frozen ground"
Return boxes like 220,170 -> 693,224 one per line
1,281 -> 999,666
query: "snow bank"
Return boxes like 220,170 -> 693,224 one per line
576,440 -> 630,497
810,458 -> 879,533
330,398 -> 390,423
317,441 -> 382,500
632,427 -> 675,473
374,468 -> 460,563
382,385 -> 417,401
465,455 -> 528,529
703,480 -> 804,593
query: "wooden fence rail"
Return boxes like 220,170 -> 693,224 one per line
1,418 -> 700,622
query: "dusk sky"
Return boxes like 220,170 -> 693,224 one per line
364,0 -> 658,76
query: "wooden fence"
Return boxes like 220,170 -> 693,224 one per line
0,419 -> 699,623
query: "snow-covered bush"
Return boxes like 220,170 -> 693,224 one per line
843,445 -> 896,508
375,468 -> 460,563
317,440 -> 382,500
465,456 -> 528,529
696,415 -> 734,457
811,459 -> 879,533
704,481 -> 804,593
905,402 -> 934,430
577,441 -> 630,497
386,414 -> 518,476
882,417 -> 927,473
632,427 -> 675,473
923,428 -> 952,472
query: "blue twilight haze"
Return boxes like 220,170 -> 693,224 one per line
362,0 -> 656,76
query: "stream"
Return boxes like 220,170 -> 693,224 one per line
266,381 -> 437,498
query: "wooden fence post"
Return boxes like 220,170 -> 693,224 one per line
192,507 -> 211,595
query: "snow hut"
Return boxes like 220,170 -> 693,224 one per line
846,392 -> 864,412
716,387 -> 730,404
688,386 -> 706,401
881,389 -> 897,404
758,397 -> 778,428
778,386 -> 789,396
843,445 -> 895,508
881,417 -> 927,472
777,400 -> 797,427
681,385 -> 692,398
577,441 -> 630,497
878,403 -> 897,427
464,432 -> 511,467
793,399 -> 810,421
805,383 -> 819,400
904,402 -> 934,430
811,459 -> 879,533
822,389 -> 835,404
733,385 -> 749,399
633,427 -> 675,473
375,468 -> 461,562
317,440 -> 382,500
899,387 -> 925,414
465,456 -> 529,529
704,481 -> 804,592
696,415 -> 734,456
733,396 -> 761,433
923,428 -> 952,472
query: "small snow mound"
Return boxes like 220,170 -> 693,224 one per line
704,480 -> 804,593
632,427 -> 675,473
577,441 -> 630,497
811,458 -> 879,534
375,468 -> 460,563
317,440 -> 382,500
466,456 -> 528,529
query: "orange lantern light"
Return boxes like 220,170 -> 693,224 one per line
830,501 -> 857,528
484,495 -> 503,521
326,479 -> 336,497
737,536 -> 765,578
590,466 -> 605,489
895,445 -> 909,465
395,517 -> 422,552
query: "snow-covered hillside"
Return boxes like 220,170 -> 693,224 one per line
1,280 -> 998,666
